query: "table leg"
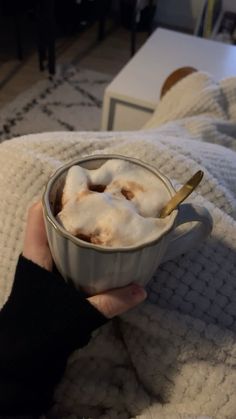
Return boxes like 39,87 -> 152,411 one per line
35,0 -> 55,75
47,0 -> 55,75
148,0 -> 155,35
98,0 -> 110,41
131,0 -> 137,56
13,14 -> 23,60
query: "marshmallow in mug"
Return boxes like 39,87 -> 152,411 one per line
57,159 -> 171,248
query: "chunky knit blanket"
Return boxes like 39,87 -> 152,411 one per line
0,72 -> 236,419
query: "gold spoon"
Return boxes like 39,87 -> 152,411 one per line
159,170 -> 204,218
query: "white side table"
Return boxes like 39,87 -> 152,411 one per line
101,28 -> 236,131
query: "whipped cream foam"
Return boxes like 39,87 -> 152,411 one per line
57,159 -> 171,247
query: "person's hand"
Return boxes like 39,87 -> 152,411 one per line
23,202 -> 147,318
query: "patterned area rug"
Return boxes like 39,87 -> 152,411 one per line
0,66 -> 112,143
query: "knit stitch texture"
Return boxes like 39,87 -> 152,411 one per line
0,72 -> 236,419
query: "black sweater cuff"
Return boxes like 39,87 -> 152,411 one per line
8,255 -> 107,342
0,255 -> 108,416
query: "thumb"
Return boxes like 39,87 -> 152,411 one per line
23,201 -> 52,271
87,284 -> 147,319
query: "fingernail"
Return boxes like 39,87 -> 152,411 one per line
130,284 -> 147,299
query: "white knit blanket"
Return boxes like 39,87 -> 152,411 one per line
0,72 -> 236,419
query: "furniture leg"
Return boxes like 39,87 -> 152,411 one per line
47,0 -> 56,75
131,0 -> 137,56
148,0 -> 155,35
13,14 -> 23,60
35,0 -> 47,71
98,0 -> 110,41
35,0 -> 55,75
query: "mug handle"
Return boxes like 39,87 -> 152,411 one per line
162,203 -> 213,263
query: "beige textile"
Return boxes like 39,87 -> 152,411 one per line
0,72 -> 236,418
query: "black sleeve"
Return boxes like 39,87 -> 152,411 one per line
0,255 -> 108,417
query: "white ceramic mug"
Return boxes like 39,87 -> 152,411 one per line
43,155 -> 213,294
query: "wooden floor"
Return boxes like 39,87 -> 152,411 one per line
0,21 -> 148,110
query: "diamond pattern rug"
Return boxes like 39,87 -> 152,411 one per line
0,66 -> 112,143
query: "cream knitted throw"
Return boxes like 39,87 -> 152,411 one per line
0,72 -> 236,419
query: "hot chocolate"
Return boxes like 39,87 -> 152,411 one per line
56,159 -> 170,248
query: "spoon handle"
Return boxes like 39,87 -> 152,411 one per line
159,170 -> 204,218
